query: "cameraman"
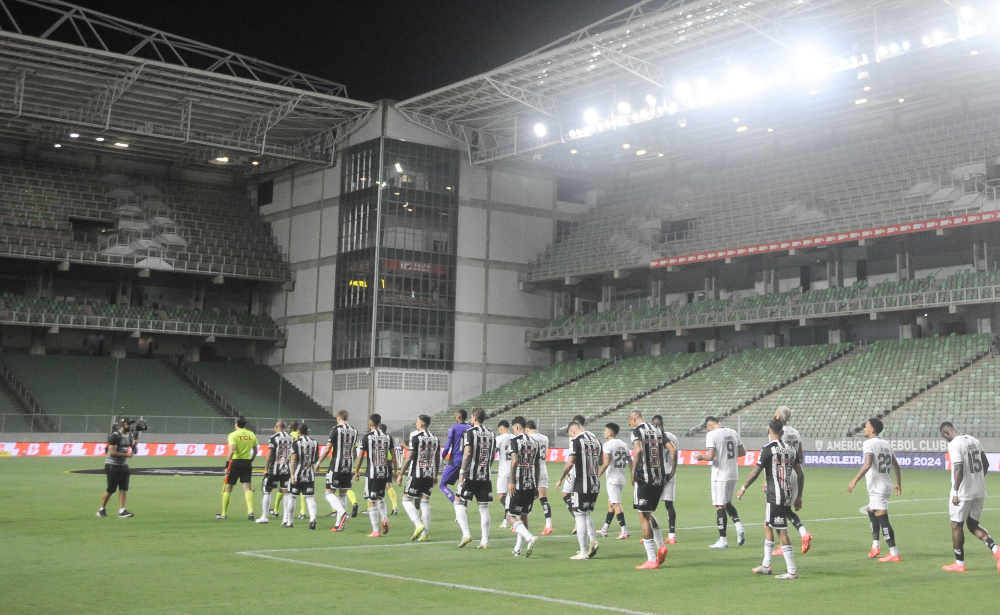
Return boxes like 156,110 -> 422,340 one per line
96,416 -> 137,518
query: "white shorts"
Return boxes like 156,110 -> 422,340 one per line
497,473 -> 511,496
867,490 -> 890,512
538,467 -> 549,490
562,472 -> 573,494
711,479 -> 737,506
660,475 -> 676,502
606,483 -> 624,505
949,496 -> 985,524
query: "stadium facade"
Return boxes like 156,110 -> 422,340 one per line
2,0 -> 1000,434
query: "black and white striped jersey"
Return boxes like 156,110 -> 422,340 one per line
630,421 -> 666,486
461,425 -> 495,482
571,430 -> 602,494
267,431 -> 293,475
510,432 -> 540,491
407,429 -> 440,479
291,435 -> 319,483
758,439 -> 798,506
359,429 -> 394,479
326,423 -> 358,473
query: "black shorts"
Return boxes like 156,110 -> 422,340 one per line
326,471 -> 353,490
765,502 -> 791,530
105,464 -> 130,494
226,459 -> 254,485
506,489 -> 535,515
403,476 -> 433,498
365,477 -> 389,500
262,473 -> 290,493
290,480 -> 315,496
458,479 -> 493,504
571,491 -> 598,513
632,481 -> 663,513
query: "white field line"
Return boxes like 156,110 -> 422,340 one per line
238,551 -> 666,615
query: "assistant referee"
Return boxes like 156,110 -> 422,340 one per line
218,416 -> 258,521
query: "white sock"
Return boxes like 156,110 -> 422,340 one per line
455,501 -> 471,538
601,523 -> 609,532
402,498 -> 421,526
668,532 -> 676,539
283,494 -> 296,524
420,499 -> 431,533
261,492 -> 271,516
889,546 -> 899,557
515,534 -> 524,552
872,539 -> 880,549
652,526 -> 664,548
798,525 -> 808,538
763,540 -> 774,568
643,538 -> 657,562
478,503 -> 491,544
545,517 -> 552,529
326,492 -> 345,524
376,499 -> 388,521
306,496 -> 317,522
340,493 -> 349,510
575,513 -> 588,552
585,514 -> 596,542
735,521 -> 744,533
513,519 -> 533,542
368,507 -> 380,533
782,544 -> 796,574
119,507 -> 126,514
992,545 -> 999,555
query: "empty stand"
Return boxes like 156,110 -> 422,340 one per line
736,334 -> 991,438
515,352 -> 725,434
184,362 -> 332,424
615,344 -> 851,436
883,354 -> 1000,439
0,355 -> 221,433
0,387 -> 35,432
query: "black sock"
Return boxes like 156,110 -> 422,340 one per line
788,511 -> 803,531
605,511 -> 615,526
717,508 -> 727,537
986,536 -> 997,551
955,547 -> 965,562
540,497 -> 551,519
877,514 -> 896,548
665,501 -> 676,533
563,493 -> 574,517
616,512 -> 627,528
725,503 -> 741,524
867,510 -> 879,541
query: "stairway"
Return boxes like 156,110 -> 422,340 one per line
161,357 -> 252,430
0,357 -> 53,432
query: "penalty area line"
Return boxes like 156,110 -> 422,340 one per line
238,551 -> 666,615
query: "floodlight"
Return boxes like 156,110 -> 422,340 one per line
636,150 -> 647,156
569,130 -> 577,138
960,6 -> 973,20
114,143 -> 129,148
674,82 -> 692,100
970,50 -> 979,55
736,126 -> 748,133
898,98 -> 905,103
902,41 -> 910,50
667,102 -> 678,114
732,117 -> 739,123
215,156 -> 229,162
251,161 -> 260,166
53,143 -> 61,148
855,99 -> 867,104
658,153 -> 664,157
889,44 -> 900,53
95,137 -> 105,142
533,123 -> 547,137
678,119 -> 687,128
864,86 -> 871,91
617,101 -> 631,114
394,163 -> 403,173
878,46 -> 888,57
644,94 -> 657,107
767,128 -> 774,132
795,46 -> 827,80
583,108 -> 599,124
933,31 -> 946,43
809,90 -> 818,95
696,79 -> 710,92
622,143 -> 630,149
570,149 -> 578,154
68,133 -> 79,138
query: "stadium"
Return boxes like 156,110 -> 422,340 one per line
2,0 -> 1000,613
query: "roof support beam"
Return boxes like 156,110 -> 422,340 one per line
77,64 -> 145,128
483,77 -> 559,117
592,43 -> 665,88
220,94 -> 304,153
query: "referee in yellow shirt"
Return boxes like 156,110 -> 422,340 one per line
218,416 -> 259,520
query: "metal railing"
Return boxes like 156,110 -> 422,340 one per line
0,414 -> 338,435
0,309 -> 285,341
527,283 -> 1000,342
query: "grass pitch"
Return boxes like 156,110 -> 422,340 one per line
2,457 -> 998,615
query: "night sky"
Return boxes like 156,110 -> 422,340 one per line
62,0 -> 637,102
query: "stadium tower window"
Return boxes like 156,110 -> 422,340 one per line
556,177 -> 589,204
856,259 -> 867,281
799,265 -> 811,291
257,180 -> 274,207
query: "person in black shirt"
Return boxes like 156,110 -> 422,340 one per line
456,408 -> 495,549
97,417 -> 136,518
507,416 -> 540,557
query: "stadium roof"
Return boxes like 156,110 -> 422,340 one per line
0,0 -> 375,172
397,0 -> 1000,173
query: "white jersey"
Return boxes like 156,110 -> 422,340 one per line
495,432 -> 513,476
530,432 -> 550,480
862,437 -> 895,494
662,430 -> 680,474
781,425 -> 803,463
602,438 -> 630,486
949,434 -> 988,501
706,426 -> 742,482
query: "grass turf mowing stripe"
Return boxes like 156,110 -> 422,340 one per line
239,551 -> 667,615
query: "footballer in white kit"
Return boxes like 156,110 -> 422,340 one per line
940,422 -> 999,573
696,416 -> 746,548
597,422 -> 631,539
526,421 -> 555,533
494,420 -> 513,528
847,417 -> 901,562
